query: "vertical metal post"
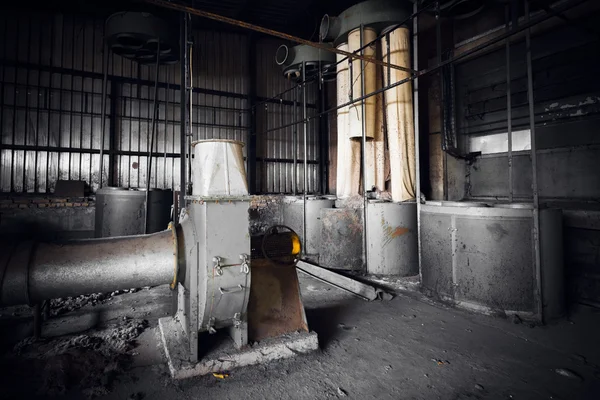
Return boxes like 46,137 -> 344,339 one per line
302,61 -> 308,253
179,12 -> 188,217
318,77 -> 328,194
435,1 -> 447,200
145,42 -> 161,234
188,40 -> 193,191
506,5 -> 513,203
293,85 -> 298,194
108,80 -> 118,186
247,33 -> 257,194
165,74 -> 170,189
359,25 -> 369,272
413,2 -> 423,286
525,0 -> 542,321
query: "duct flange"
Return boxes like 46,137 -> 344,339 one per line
275,44 -> 336,81
105,12 -> 179,64
319,0 -> 411,46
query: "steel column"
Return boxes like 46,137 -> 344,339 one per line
247,33 -> 257,194
506,4 -> 513,202
413,2 -> 422,284
99,38 -> 109,188
524,0 -> 542,321
302,61 -> 308,252
145,43 -> 161,233
179,12 -> 188,215
359,25 -> 369,271
293,85 -> 298,194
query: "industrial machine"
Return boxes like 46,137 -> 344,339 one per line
0,139 -> 318,378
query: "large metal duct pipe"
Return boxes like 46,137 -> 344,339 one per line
382,26 -> 416,201
319,0 -> 410,46
275,44 -> 336,81
0,227 -> 177,306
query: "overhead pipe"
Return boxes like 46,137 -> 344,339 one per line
142,0 -> 414,74
0,227 -> 178,306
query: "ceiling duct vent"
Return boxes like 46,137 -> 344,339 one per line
275,44 -> 337,81
105,12 -> 179,64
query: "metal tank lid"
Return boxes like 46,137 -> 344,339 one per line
191,139 -> 245,147
493,203 -> 534,209
442,201 -> 489,207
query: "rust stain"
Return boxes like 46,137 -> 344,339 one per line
390,226 -> 409,238
381,218 -> 409,247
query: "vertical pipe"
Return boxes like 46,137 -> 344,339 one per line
179,12 -> 187,217
302,61 -> 308,252
293,85 -> 298,194
359,25 -> 368,271
413,1 -> 423,288
524,0 -> 542,321
145,42 -> 161,234
99,31 -> 108,188
505,5 -> 513,203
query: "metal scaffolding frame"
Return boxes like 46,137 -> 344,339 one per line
157,0 -> 586,282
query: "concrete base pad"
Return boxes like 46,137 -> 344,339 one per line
158,317 -> 319,379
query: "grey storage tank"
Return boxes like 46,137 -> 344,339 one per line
95,187 -> 173,238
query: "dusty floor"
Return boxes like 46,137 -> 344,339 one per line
1,274 -> 600,400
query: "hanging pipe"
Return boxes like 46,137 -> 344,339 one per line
142,0 -> 414,74
0,227 -> 178,307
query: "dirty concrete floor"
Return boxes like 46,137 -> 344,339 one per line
1,274 -> 600,400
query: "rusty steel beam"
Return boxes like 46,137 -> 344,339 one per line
142,0 -> 415,74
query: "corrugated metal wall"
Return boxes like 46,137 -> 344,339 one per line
255,38 -> 319,194
0,10 -> 321,194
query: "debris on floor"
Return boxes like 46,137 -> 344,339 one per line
554,368 -> 584,381
6,318 -> 149,398
50,293 -> 107,316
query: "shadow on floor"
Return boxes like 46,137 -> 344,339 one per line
305,304 -> 350,350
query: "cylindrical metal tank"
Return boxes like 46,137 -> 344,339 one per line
367,201 -> 418,276
420,202 -> 564,321
382,26 -> 416,202
95,187 -> 173,237
282,196 -> 335,259
348,27 -> 377,141
191,139 -> 248,197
